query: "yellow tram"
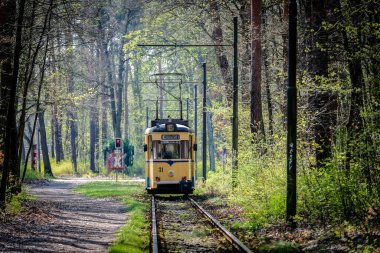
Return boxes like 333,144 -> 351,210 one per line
144,118 -> 196,194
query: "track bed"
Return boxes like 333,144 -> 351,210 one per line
154,196 -> 235,252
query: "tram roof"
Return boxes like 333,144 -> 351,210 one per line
145,123 -> 194,134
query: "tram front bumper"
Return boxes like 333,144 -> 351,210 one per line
147,180 -> 194,194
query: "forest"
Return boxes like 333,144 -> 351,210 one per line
0,0 -> 379,252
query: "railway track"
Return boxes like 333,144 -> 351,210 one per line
151,195 -> 253,253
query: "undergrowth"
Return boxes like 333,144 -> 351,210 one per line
50,160 -> 97,176
202,106 -> 380,233
20,159 -> 97,179
5,191 -> 37,215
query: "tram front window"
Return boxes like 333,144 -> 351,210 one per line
152,140 -> 190,159
162,142 -> 180,159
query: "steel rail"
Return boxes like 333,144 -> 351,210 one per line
188,197 -> 253,253
151,196 -> 159,253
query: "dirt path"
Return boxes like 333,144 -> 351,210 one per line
0,178 -> 133,253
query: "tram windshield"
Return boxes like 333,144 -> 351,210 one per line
152,140 -> 190,159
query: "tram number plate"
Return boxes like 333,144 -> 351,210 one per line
158,167 -> 164,172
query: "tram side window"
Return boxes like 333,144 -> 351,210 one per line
180,140 -> 189,159
148,136 -> 152,158
152,141 -> 161,159
189,136 -> 193,159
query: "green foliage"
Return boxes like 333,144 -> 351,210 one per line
9,1 -> 378,247
298,136 -> 380,224
22,167 -> 45,180
202,93 -> 379,231
128,152 -> 145,177
50,160 -> 97,177
204,170 -> 232,196
5,191 -> 37,215
257,241 -> 300,253
200,108 -> 287,229
231,140 -> 287,228
74,182 -> 149,253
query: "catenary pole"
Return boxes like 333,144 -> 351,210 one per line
232,16 -> 239,181
286,0 -> 297,228
202,63 -> 207,181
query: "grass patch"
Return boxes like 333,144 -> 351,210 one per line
74,182 -> 150,253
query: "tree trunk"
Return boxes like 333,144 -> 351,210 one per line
304,0 -> 337,168
209,0 -> 233,103
341,0 -> 364,130
54,35 -> 64,162
0,58 -> 14,206
132,58 -> 143,143
22,30 -> 50,182
159,59 -> 164,119
17,0 -> 52,173
53,103 -> 64,162
99,44 -> 108,151
50,115 -> 55,158
90,100 -> 99,172
105,44 -> 120,138
263,11 -> 274,137
282,0 -> 289,129
38,111 -> 53,177
65,28 -> 78,172
263,46 -> 274,138
115,46 -> 123,138
0,0 -> 26,203
239,0 -> 251,103
132,59 -> 142,109
124,60 -> 130,139
250,0 -> 265,136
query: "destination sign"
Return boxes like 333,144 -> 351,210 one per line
162,135 -> 180,140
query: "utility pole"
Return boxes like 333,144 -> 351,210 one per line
202,63 -> 207,181
286,0 -> 297,228
232,17 -> 239,180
